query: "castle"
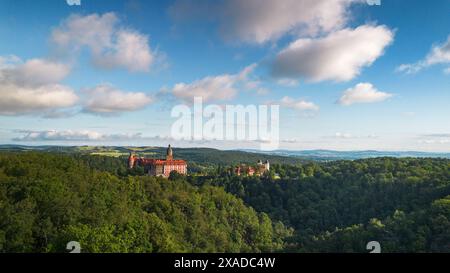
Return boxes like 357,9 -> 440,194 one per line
234,160 -> 270,176
128,145 -> 187,177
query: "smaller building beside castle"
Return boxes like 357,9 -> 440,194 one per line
128,145 -> 187,177
234,160 -> 270,177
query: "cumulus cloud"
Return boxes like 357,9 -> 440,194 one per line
0,58 -> 71,86
12,130 -> 194,144
82,84 -> 153,115
397,35 -> 450,74
52,12 -> 154,72
170,0 -> 362,44
337,82 -> 393,106
13,130 -> 143,142
272,25 -> 394,82
278,96 -> 319,111
170,64 -> 257,103
0,57 -> 78,116
0,84 -> 78,116
172,75 -> 237,103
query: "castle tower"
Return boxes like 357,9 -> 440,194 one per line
264,160 -> 270,172
235,166 -> 241,176
128,152 -> 136,169
166,144 -> 173,161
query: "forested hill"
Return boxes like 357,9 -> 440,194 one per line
0,145 -> 308,166
198,158 -> 450,252
0,152 -> 291,253
1,151 -> 450,253
245,149 -> 450,161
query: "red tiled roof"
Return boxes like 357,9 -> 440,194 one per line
137,158 -> 187,166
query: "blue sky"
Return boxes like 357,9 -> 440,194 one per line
0,0 -> 450,151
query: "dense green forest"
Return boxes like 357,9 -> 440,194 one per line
0,152 -> 290,253
0,151 -> 449,252
0,145 -> 309,175
0,145 -> 308,166
197,158 -> 450,252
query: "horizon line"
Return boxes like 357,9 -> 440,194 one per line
1,143 -> 450,155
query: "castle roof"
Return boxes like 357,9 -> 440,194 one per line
138,158 -> 187,166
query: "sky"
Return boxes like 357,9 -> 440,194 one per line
0,0 -> 450,152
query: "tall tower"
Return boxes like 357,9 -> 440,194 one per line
264,160 -> 270,172
128,152 -> 136,169
166,144 -> 173,161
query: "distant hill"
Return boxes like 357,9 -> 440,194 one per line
242,149 -> 450,161
2,145 -> 449,165
0,145 -> 308,166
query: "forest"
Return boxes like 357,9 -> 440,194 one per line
0,152 -> 290,252
0,151 -> 449,252
198,158 -> 450,252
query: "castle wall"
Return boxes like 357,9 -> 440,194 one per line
128,150 -> 187,177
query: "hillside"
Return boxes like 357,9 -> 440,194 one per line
0,145 -> 308,166
0,152 -> 290,253
244,149 -> 450,161
194,157 -> 450,252
1,150 -> 450,253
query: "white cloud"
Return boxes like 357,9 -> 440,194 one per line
0,55 -> 22,69
12,130 -> 192,144
94,30 -> 154,72
420,139 -> 450,144
42,110 -> 78,119
279,96 -> 319,111
170,0 -> 362,44
1,58 -> 71,86
172,75 -> 237,103
418,134 -> 450,145
397,35 -> 450,74
52,12 -> 154,72
170,64 -> 257,103
338,83 -> 393,106
82,84 -> 153,115
13,130 -> 143,142
330,132 -> 378,139
0,57 -> 77,116
280,138 -> 302,144
0,56 -> 156,117
420,133 -> 450,138
0,84 -> 78,116
272,25 -> 394,82
334,132 -> 353,139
